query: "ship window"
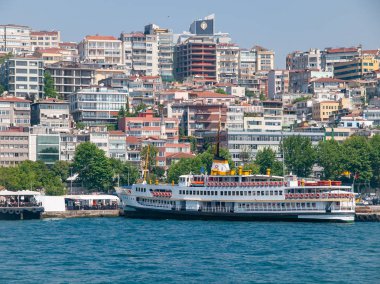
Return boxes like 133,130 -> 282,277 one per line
220,191 -> 223,196
265,191 -> 269,196
186,190 -> 189,194
251,191 -> 254,196
257,191 -> 260,196
196,191 -> 199,195
228,191 -> 231,196
270,191 -> 273,196
232,191 -> 235,196
279,191 -> 283,195
274,190 -> 278,195
261,191 -> 265,196
244,191 -> 247,196
240,191 -> 243,195
236,191 -> 239,196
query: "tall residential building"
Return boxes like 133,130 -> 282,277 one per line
238,48 -> 256,85
0,24 -> 32,54
268,70 -> 290,99
144,24 -> 174,81
69,86 -> 127,125
334,56 -> 379,81
312,101 -> 340,121
45,62 -> 96,99
289,69 -> 333,93
78,35 -> 122,65
127,75 -> 163,107
255,46 -> 275,71
189,14 -> 215,36
0,56 -> 44,99
0,127 -> 29,166
321,47 -> 360,72
216,43 -> 239,84
286,48 -> 322,70
174,36 -> 217,84
120,32 -> 159,76
0,96 -> 31,130
30,31 -> 61,50
31,98 -> 71,132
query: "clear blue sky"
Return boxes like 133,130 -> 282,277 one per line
1,0 -> 379,68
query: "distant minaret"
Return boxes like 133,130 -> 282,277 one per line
159,112 -> 167,139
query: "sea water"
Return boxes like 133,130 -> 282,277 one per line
0,218 -> 379,284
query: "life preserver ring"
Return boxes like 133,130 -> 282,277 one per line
321,193 -> 325,198
328,193 -> 332,198
15,210 -> 21,215
300,194 -> 304,198
334,193 -> 338,198
305,194 -> 309,198
8,209 -> 14,214
1,209 -> 7,214
345,194 -> 349,198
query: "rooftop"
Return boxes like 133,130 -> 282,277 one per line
85,35 -> 118,41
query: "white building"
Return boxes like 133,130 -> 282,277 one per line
287,49 -> 322,70
0,24 -> 32,54
30,30 -> 61,50
0,56 -> 44,99
216,43 -> 239,84
69,86 -> 127,125
268,70 -> 290,99
78,35 -> 122,65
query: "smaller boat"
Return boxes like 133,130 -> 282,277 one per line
0,190 -> 44,220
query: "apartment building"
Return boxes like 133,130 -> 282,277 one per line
312,101 -> 340,121
127,75 -> 163,107
216,43 -> 239,84
174,36 -> 217,84
144,24 -> 174,81
30,30 -> 60,50
108,130 -> 126,161
69,86 -> 127,125
60,131 -> 89,161
255,46 -> 275,72
334,56 -> 379,81
31,98 -> 71,132
45,62 -> 96,99
228,130 -> 325,166
289,69 -> 333,93
59,42 -> 79,62
238,48 -> 256,86
28,127 -> 60,165
243,101 -> 283,132
286,49 -> 322,70
268,70 -> 289,99
0,24 -> 32,54
118,109 -> 179,142
321,47 -> 360,72
120,32 -> 159,76
0,56 -> 44,99
0,96 -> 31,130
309,77 -> 346,94
0,127 -> 29,166
78,35 -> 122,65
188,91 -> 235,105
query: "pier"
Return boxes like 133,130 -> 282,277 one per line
42,209 -> 120,219
355,206 -> 380,222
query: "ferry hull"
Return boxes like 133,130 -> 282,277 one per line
123,206 -> 355,223
0,207 -> 44,220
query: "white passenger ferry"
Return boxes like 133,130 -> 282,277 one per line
117,156 -> 355,223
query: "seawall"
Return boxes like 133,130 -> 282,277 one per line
42,210 -> 120,219
355,206 -> 380,222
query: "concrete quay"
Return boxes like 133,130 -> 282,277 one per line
42,209 -> 120,219
355,206 -> 380,222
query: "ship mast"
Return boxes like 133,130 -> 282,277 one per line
143,144 -> 150,183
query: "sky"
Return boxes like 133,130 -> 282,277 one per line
1,0 -> 379,68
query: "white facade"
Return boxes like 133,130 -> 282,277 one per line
0,24 -> 32,54
30,31 -> 61,50
268,70 -> 289,99
79,35 -> 122,65
216,43 -> 239,84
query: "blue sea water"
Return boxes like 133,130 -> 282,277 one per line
0,218 -> 379,284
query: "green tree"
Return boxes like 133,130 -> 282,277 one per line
44,71 -> 59,98
215,88 -> 227,94
259,93 -> 266,101
72,142 -> 113,191
109,158 -> 140,186
140,145 -> 158,173
316,139 -> 344,180
369,134 -> 380,187
189,136 -> 197,153
255,147 -> 283,176
167,157 -> 201,184
75,122 -> 86,130
0,84 -> 6,95
243,162 -> 260,174
198,147 -> 235,174
282,135 -> 316,177
245,89 -> 255,98
134,103 -> 147,115
51,161 -> 71,182
341,136 -> 372,184
118,106 -> 126,118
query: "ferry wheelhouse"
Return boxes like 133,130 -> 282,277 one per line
117,156 -> 355,222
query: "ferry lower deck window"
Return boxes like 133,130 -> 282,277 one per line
270,191 -> 273,196
196,191 -> 199,195
240,191 -> 243,195
265,191 -> 269,196
228,191 -> 231,196
257,191 -> 260,196
279,191 -> 283,195
274,190 -> 278,195
251,191 -> 254,196
232,191 -> 235,196
186,190 -> 189,194
244,191 -> 247,196
220,191 -> 223,196
261,191 -> 265,196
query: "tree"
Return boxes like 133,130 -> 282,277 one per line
245,89 -> 255,98
44,71 -> 59,98
51,161 -> 71,182
243,162 -> 260,174
198,146 -> 235,174
118,106 -> 126,118
167,157 -> 202,184
215,88 -> 227,94
369,135 -> 380,187
341,136 -> 372,184
140,145 -> 159,177
316,139 -> 344,180
72,142 -> 113,191
255,147 -> 283,176
282,135 -> 316,177
0,84 -> 6,95
259,93 -> 266,101
134,103 -> 147,115
109,158 -> 140,186
189,136 -> 197,153
75,122 -> 86,130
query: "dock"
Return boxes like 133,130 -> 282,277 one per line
355,206 -> 380,222
42,209 -> 120,219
